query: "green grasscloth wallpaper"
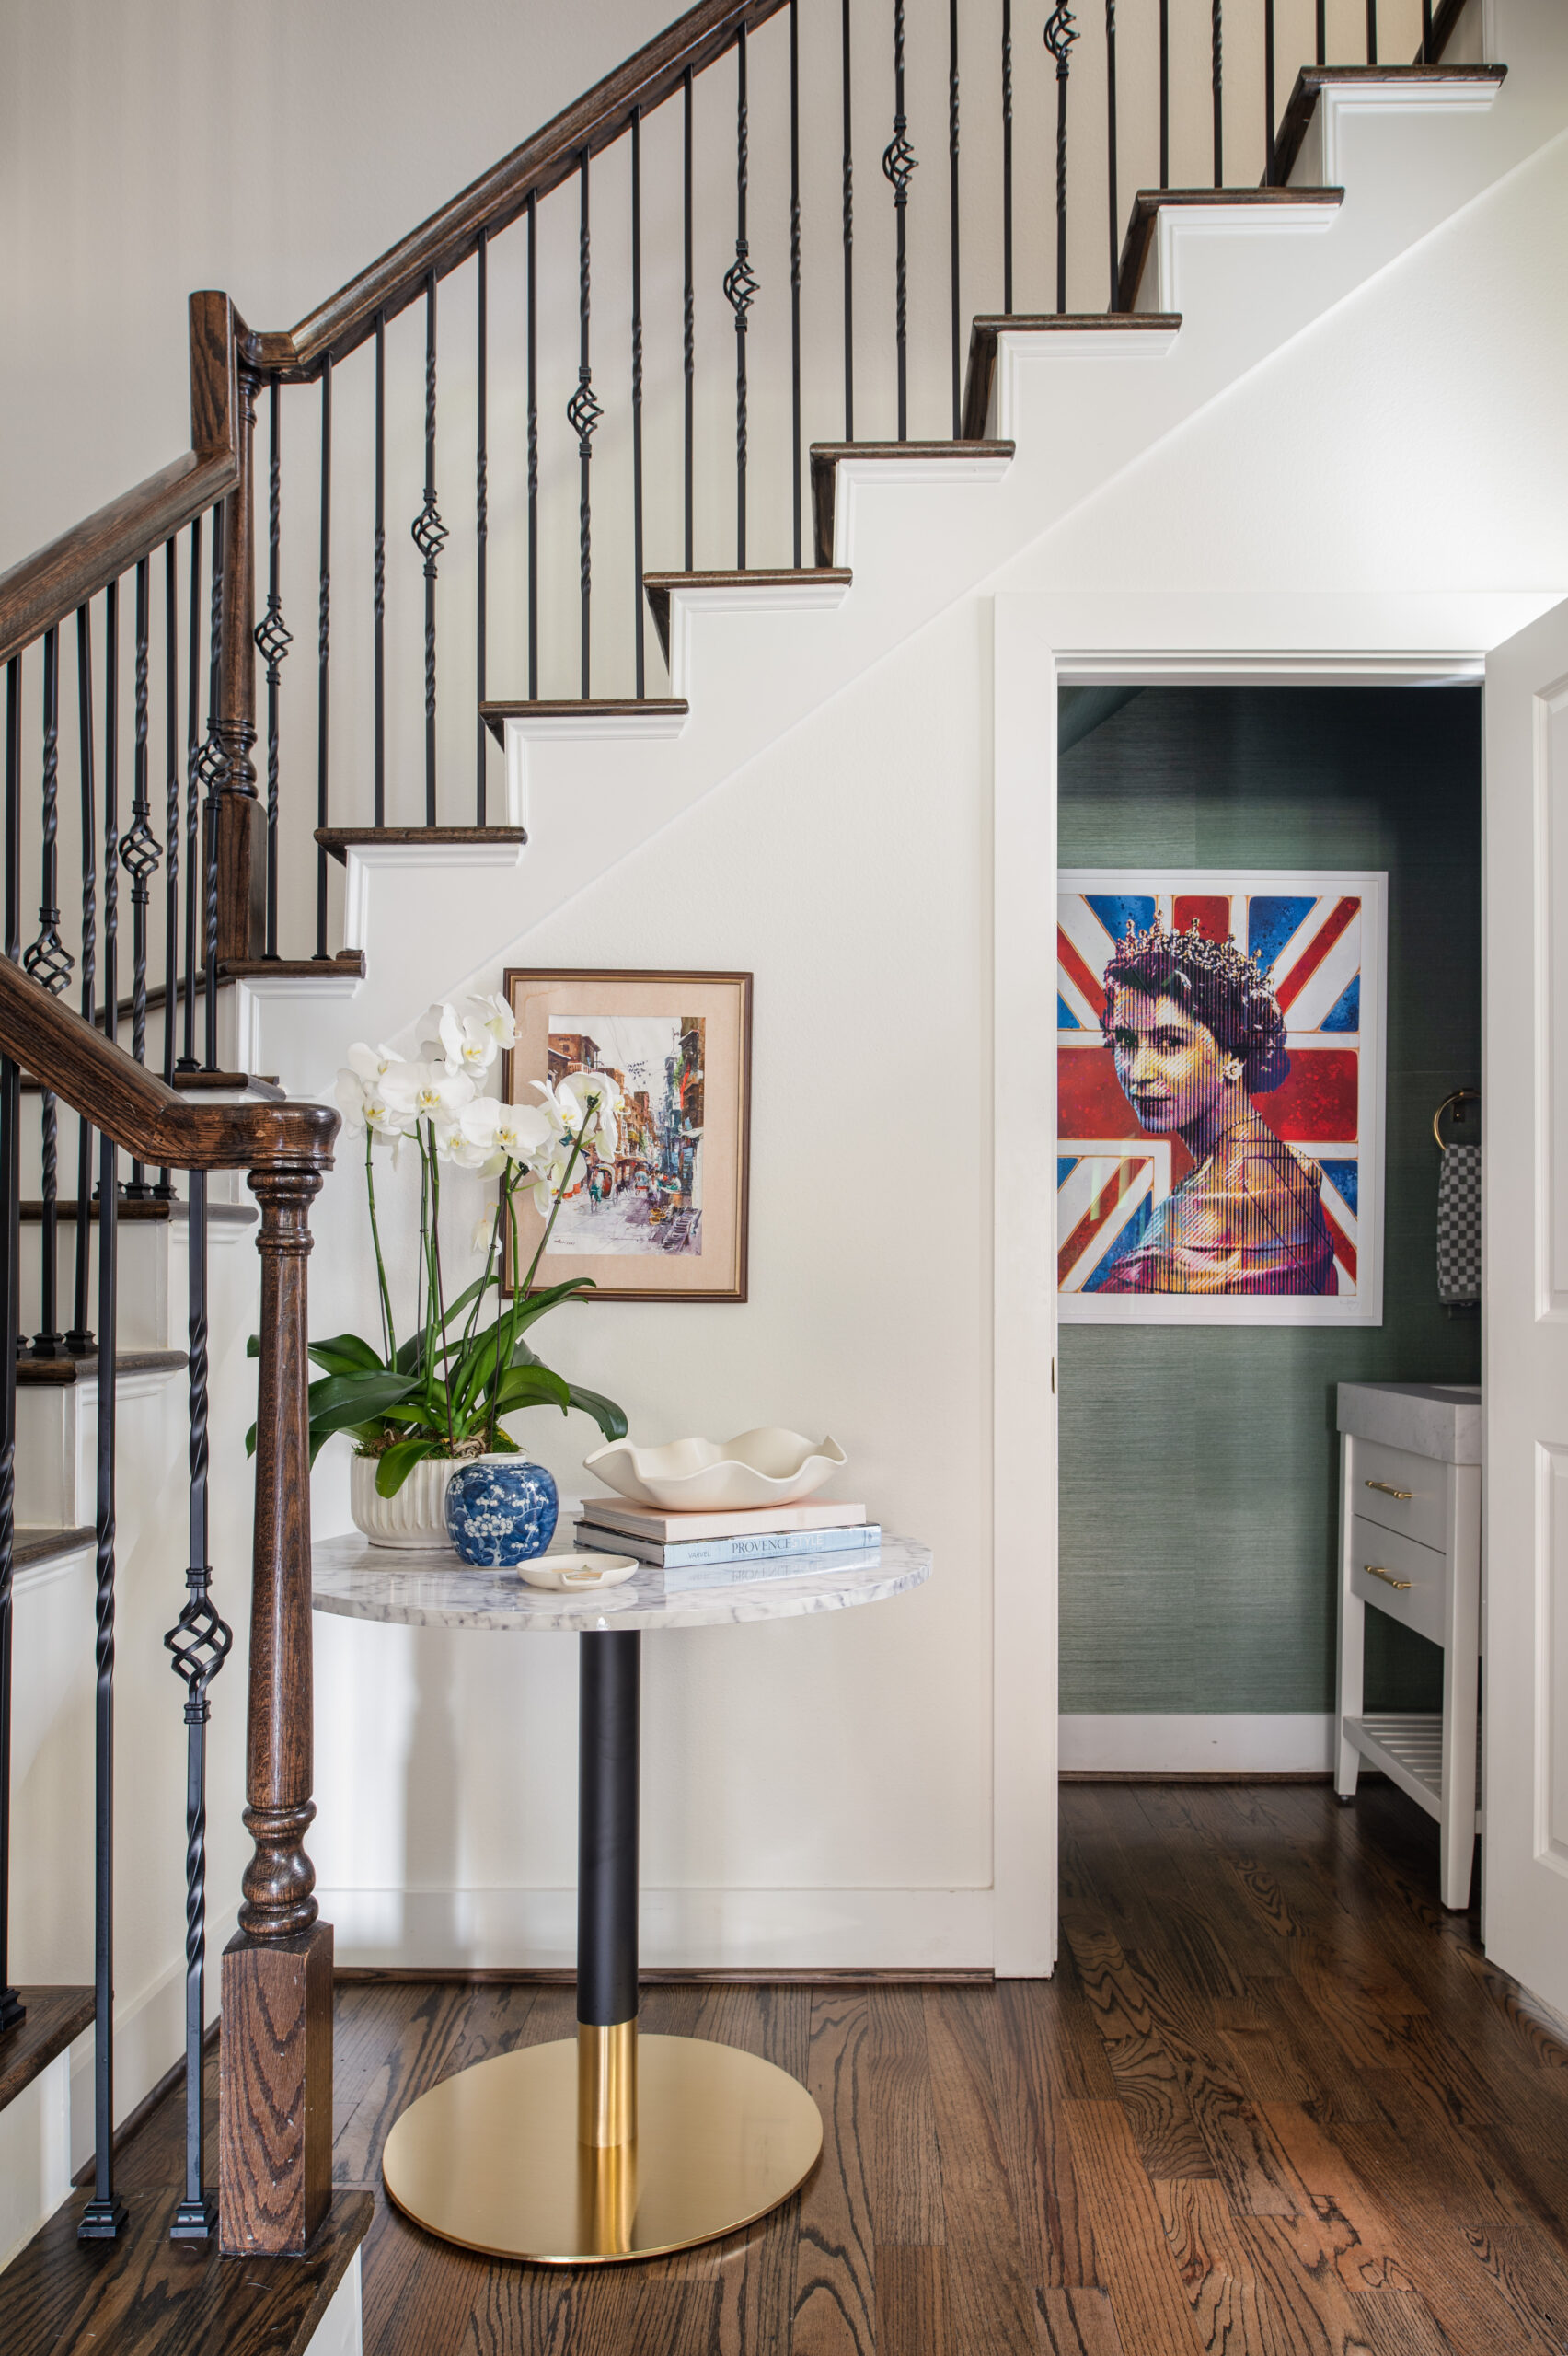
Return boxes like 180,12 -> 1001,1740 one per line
1057,687 -> 1481,1715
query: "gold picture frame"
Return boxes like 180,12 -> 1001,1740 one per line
501,968 -> 753,1303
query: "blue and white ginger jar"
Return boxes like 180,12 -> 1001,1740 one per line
444,1453 -> 559,1566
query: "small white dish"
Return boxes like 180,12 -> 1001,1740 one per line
583,1427 -> 847,1511
518,1553 -> 639,1591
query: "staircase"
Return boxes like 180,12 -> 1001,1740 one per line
0,0 -> 1563,2343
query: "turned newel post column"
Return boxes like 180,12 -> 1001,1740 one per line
220,1161 -> 333,2256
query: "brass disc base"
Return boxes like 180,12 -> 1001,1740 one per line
382,2034 -> 824,2263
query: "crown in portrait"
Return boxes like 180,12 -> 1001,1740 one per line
1116,913 -> 1271,997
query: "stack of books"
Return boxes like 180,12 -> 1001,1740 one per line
573,1496 -> 882,1592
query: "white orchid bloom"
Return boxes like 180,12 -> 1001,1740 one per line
347,1040 -> 405,1085
334,1067 -> 368,1134
381,1058 -> 477,1156
467,991 -> 518,1053
438,1002 -> 502,1080
536,1068 -> 622,1150
493,1100 -> 555,1168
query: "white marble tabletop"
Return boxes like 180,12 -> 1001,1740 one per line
311,1531 -> 930,1633
1335,1380 -> 1481,1464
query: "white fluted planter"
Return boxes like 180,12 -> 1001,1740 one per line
350,1452 -> 457,1550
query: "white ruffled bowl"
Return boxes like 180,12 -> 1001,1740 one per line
582,1427 -> 847,1512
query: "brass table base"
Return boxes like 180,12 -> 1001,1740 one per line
382,2033 -> 824,2263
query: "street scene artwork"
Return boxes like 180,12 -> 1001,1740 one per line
503,969 -> 753,1303
1056,871 -> 1387,1325
546,1013 -> 706,1256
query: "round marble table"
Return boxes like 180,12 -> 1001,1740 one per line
312,1531 -> 930,2264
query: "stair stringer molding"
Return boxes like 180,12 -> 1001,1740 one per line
245,7 -> 1565,1099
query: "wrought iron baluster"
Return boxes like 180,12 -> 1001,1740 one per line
842,2 -> 855,432
568,154 -> 601,698
1211,0 -> 1224,187
316,364 -> 332,959
255,385 -> 290,951
476,233 -> 489,818
1159,0 -> 1170,189
1420,0 -> 1433,61
630,111 -> 645,694
76,1108 -> 123,2242
157,538 -> 177,1193
790,1 -> 802,560
948,0 -> 961,438
882,0 -> 917,442
199,517 -> 223,1072
166,1167 -> 230,2242
374,318 -> 386,827
0,661 -> 23,2037
1317,0 -> 1326,66
1046,8 -> 1078,316
412,272 -> 446,823
1001,0 -> 1013,314
179,518 -> 202,1070
684,76 -> 696,568
1263,0 -> 1276,184
1105,1 -> 1119,310
726,29 -> 757,561
1366,0 -> 1378,64
25,627 -> 70,1358
66,605 -> 97,1356
525,200 -> 539,699
121,558 -> 161,1197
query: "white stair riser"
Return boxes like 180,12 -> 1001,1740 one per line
16,1368 -> 188,1527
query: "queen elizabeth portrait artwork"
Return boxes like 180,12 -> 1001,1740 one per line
1056,872 -> 1386,1325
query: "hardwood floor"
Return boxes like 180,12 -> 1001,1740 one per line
38,1779 -> 1568,2353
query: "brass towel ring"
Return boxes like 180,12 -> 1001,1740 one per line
1433,1087 -> 1480,1152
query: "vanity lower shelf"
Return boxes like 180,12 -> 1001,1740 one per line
1342,1711 -> 1481,1827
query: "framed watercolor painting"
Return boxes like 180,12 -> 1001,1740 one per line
501,968 -> 752,1303
1056,871 -> 1387,1325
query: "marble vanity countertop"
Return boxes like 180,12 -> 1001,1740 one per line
1336,1381 -> 1481,1463
312,1531 -> 931,1633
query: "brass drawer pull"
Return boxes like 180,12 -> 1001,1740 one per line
1365,1479 -> 1412,1500
1365,1564 -> 1412,1590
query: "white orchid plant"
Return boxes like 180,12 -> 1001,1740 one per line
248,994 -> 627,1496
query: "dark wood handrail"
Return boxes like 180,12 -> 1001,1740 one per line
0,292 -> 244,671
248,0 -> 790,381
0,955 -> 337,1173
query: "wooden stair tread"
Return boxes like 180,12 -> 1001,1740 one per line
480,697 -> 688,745
17,1349 -> 186,1387
640,568 -> 854,661
316,826 -> 529,860
1117,183 -> 1344,312
1271,61 -> 1506,186
219,953 -> 368,982
0,2182 -> 372,2356
14,1528 -> 96,1569
808,439 -> 1015,568
19,1199 -> 257,1223
0,1988 -> 94,2119
963,312 -> 1182,436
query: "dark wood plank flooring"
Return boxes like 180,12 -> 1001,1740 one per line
13,1779 -> 1568,2354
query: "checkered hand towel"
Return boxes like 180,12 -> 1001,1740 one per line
1437,1142 -> 1481,1306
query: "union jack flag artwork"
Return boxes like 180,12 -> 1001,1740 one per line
1056,871 -> 1387,1325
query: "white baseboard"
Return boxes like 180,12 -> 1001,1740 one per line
318,1885 -> 995,1973
1060,1713 -> 1334,1774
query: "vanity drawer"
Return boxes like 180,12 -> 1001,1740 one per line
1351,1515 -> 1446,1648
1351,1438 -> 1448,1553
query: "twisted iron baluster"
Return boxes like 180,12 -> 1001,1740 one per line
121,558 -> 162,1195
841,0 -> 855,434
179,518 -> 202,1070
373,317 -> 386,826
949,0 -> 961,438
1045,7 -> 1078,316
1001,0 -> 1013,315
316,364 -> 332,959
630,112 -> 645,694
65,605 -> 97,1356
1211,0 -> 1224,187
197,516 -> 225,1071
0,657 -> 25,2034
476,233 -> 489,817
1105,0 -> 1119,310
882,0 -> 917,442
526,199 -> 539,699
166,1169 -> 230,2242
726,29 -> 758,564
567,154 -> 601,698
254,384 -> 291,953
411,273 -> 446,824
26,628 -> 70,1358
683,75 -> 696,566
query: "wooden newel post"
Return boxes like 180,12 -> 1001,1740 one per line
220,1163 -> 332,2256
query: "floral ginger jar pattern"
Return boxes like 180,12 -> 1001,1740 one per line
444,1454 -> 559,1566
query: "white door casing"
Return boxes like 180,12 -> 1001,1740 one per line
1483,596 -> 1568,2019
